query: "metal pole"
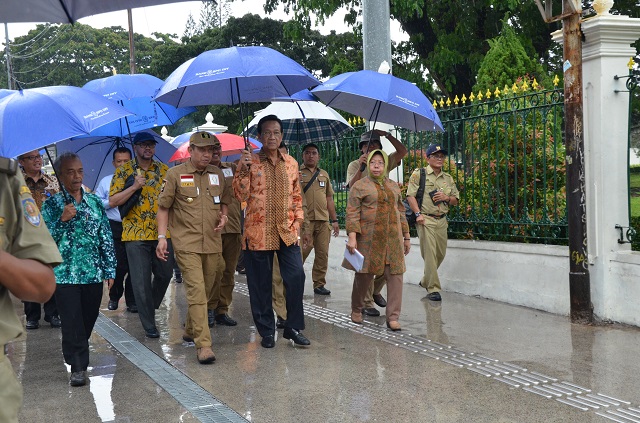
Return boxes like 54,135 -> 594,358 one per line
562,0 -> 592,323
362,0 -> 392,73
127,8 -> 136,74
4,23 -> 12,89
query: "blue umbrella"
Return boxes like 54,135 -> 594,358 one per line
0,86 -> 133,158
82,74 -> 196,138
155,46 -> 320,108
311,70 -> 443,133
56,129 -> 177,191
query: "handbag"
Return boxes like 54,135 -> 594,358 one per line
118,172 -> 142,218
404,168 -> 426,228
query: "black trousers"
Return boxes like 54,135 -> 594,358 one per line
107,220 -> 135,307
23,295 -> 57,321
55,283 -> 103,372
244,240 -> 305,337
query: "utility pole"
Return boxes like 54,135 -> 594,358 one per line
536,0 -> 592,323
4,23 -> 13,89
128,8 -> 136,74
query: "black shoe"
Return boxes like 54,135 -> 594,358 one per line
362,307 -> 380,317
26,320 -> 39,330
283,328 -> 310,346
427,292 -> 442,301
276,316 -> 286,329
107,300 -> 118,310
313,286 -> 331,295
182,333 -> 194,343
237,267 -> 246,275
207,309 -> 215,328
260,335 -> 275,348
373,294 -> 387,308
48,315 -> 61,328
69,371 -> 87,387
127,304 -> 138,313
145,328 -> 160,338
173,272 -> 183,283
215,313 -> 237,326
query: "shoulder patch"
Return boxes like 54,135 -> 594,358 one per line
22,198 -> 42,227
20,185 -> 31,195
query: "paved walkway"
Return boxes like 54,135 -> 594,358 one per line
9,253 -> 640,423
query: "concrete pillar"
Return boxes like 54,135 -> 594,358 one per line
362,0 -> 392,73
553,14 -> 640,319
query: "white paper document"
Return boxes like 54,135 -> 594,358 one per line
344,246 -> 365,272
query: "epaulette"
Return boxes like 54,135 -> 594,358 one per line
0,157 -> 18,176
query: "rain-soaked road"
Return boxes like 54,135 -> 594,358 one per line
9,247 -> 640,423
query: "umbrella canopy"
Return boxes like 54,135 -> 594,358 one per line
82,73 -> 196,138
155,46 -> 320,108
311,70 -> 443,133
169,132 -> 259,163
56,129 -> 176,191
0,0 -> 196,23
246,101 -> 353,144
0,86 -> 133,158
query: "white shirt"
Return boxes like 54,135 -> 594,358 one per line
95,174 -> 121,222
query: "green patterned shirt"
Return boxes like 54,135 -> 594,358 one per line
42,190 -> 116,284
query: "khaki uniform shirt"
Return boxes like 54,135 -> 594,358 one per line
218,162 -> 242,235
158,161 -> 232,254
346,151 -> 401,187
21,169 -> 59,210
0,170 -> 62,346
300,165 -> 334,221
406,165 -> 459,216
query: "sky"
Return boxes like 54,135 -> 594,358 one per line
3,0 -> 408,43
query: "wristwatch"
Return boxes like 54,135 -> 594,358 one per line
414,211 -> 421,217
158,234 -> 167,239
330,219 -> 338,223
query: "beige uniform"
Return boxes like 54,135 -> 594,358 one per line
406,165 -> 459,293
158,161 -> 232,348
207,162 -> 242,315
0,167 -> 61,423
300,165 -> 334,289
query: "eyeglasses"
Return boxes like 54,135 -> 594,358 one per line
22,155 -> 43,161
261,131 -> 282,138
430,154 -> 446,160
369,160 -> 385,166
137,143 -> 156,149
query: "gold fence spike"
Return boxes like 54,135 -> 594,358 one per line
446,97 -> 451,107
532,78 -> 539,90
512,82 -> 518,92
628,57 -> 635,70
522,80 -> 529,91
477,91 -> 483,101
553,75 -> 560,86
461,94 -> 467,104
439,98 -> 445,107
433,99 -> 438,109
469,92 -> 475,102
494,87 -> 501,97
453,95 -> 459,105
503,84 -> 510,95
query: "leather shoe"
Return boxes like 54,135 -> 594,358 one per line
215,313 -> 237,326
362,307 -> 380,317
69,371 -> 87,387
260,335 -> 275,348
351,312 -> 363,324
386,320 -> 402,331
107,300 -> 118,310
373,293 -> 387,308
207,309 -> 215,328
236,267 -> 246,275
26,320 -> 39,330
173,271 -> 183,283
48,315 -> 61,328
427,292 -> 442,301
276,316 -> 286,329
196,347 -> 216,364
145,328 -> 160,338
313,286 -> 331,295
127,304 -> 138,313
182,333 -> 194,343
283,328 -> 310,346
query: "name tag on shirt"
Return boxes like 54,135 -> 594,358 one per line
213,196 -> 221,204
209,174 -> 219,186
180,175 -> 194,187
319,181 -> 325,187
222,168 -> 233,178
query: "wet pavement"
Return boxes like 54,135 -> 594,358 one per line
9,252 -> 640,423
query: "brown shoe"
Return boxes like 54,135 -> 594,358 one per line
351,311 -> 363,324
196,347 -> 216,364
386,321 -> 401,331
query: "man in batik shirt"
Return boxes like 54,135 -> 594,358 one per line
42,152 -> 115,388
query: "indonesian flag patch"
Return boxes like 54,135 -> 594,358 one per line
180,174 -> 195,187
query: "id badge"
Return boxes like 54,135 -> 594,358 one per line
319,181 -> 325,187
209,174 -> 219,186
213,196 -> 221,204
222,168 -> 233,178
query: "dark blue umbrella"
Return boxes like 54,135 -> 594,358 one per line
83,74 -> 196,138
0,86 -> 133,158
311,70 -> 443,133
56,129 -> 177,191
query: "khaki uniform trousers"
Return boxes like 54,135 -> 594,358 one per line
175,251 -> 222,348
363,274 -> 386,308
0,351 -> 22,423
416,216 -> 448,293
352,265 -> 403,322
272,244 -> 304,320
302,220 -> 331,289
207,233 -> 242,314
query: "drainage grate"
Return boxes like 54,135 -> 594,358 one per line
94,315 -> 248,423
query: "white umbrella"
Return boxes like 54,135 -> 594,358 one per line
246,101 -> 353,144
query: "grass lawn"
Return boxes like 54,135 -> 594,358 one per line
631,173 -> 640,217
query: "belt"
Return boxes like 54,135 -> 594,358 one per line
427,214 -> 446,219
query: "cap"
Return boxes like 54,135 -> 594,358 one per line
189,131 -> 220,147
359,131 -> 382,148
132,132 -> 158,145
426,144 -> 448,156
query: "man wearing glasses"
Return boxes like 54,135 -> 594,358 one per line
405,144 -> 459,302
18,150 -> 61,330
109,132 -> 173,339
